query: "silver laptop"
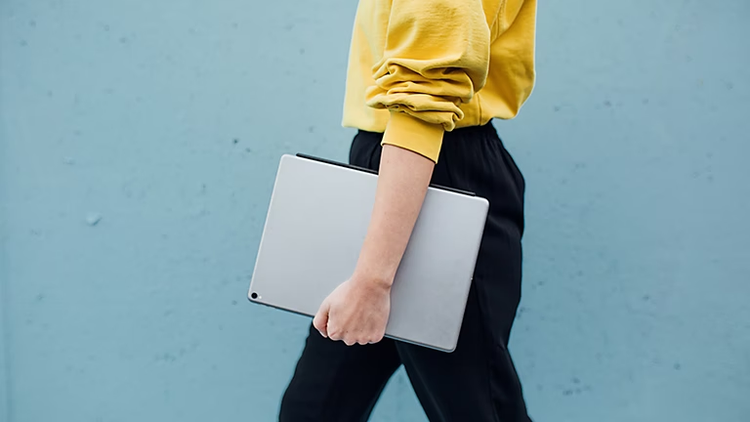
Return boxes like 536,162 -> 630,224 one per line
248,154 -> 489,352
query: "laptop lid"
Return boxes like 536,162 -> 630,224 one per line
248,154 -> 488,352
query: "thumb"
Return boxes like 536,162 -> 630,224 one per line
313,300 -> 330,338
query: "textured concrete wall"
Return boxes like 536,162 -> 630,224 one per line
1,131 -> 9,422
1,0 -> 749,421
512,2 -> 750,420
2,26 -> 12,417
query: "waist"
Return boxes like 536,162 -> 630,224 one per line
358,119 -> 498,143
443,120 -> 498,141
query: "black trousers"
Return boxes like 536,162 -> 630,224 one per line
279,123 -> 531,422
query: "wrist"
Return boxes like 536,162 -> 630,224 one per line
351,266 -> 394,290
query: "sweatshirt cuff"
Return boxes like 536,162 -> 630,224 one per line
381,111 -> 445,163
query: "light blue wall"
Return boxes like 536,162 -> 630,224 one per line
1,0 -> 749,421
1,147 -> 9,422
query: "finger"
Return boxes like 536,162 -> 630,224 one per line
368,332 -> 385,344
312,302 -> 330,338
328,329 -> 342,341
327,324 -> 342,341
344,338 -> 356,346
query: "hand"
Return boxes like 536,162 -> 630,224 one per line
313,276 -> 391,346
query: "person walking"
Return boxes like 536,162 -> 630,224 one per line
280,0 -> 537,420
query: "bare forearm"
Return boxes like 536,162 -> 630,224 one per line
353,144 -> 435,287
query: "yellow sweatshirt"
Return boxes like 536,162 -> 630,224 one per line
342,0 -> 537,162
